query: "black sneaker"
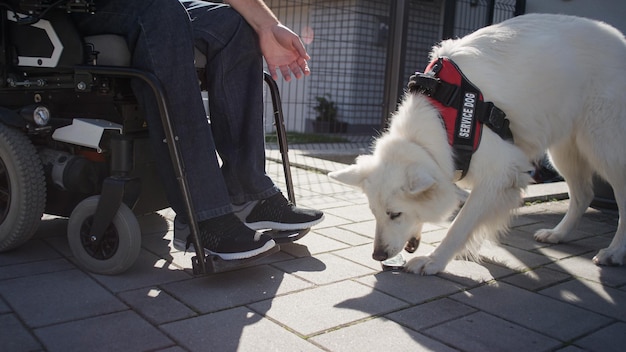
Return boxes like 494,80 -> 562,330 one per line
195,213 -> 276,260
172,216 -> 199,253
234,193 -> 324,231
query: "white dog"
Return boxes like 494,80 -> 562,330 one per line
329,13 -> 626,275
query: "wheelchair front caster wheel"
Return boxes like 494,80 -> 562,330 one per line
67,196 -> 141,275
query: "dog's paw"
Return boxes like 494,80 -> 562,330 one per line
533,229 -> 563,244
405,256 -> 445,275
592,248 -> 625,266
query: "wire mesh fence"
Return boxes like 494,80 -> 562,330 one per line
261,0 -> 522,183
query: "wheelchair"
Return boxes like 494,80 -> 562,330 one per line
0,0 -> 304,275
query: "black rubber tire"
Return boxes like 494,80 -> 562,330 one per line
0,124 -> 46,252
67,196 -> 141,275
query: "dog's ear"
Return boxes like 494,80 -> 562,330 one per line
328,155 -> 374,187
328,164 -> 366,187
404,166 -> 436,196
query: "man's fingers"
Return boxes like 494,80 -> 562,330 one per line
290,62 -> 303,79
279,65 -> 292,81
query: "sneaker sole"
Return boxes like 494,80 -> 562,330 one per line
245,215 -> 325,231
264,228 -> 310,244
207,239 -> 277,260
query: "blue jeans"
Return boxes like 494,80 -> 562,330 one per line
73,0 -> 279,222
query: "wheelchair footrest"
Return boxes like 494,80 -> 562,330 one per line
191,245 -> 281,275
265,228 -> 310,244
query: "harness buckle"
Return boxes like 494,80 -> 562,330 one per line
408,73 -> 461,107
487,104 -> 506,129
483,103 -> 513,141
407,73 -> 440,95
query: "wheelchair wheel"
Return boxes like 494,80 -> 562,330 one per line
67,196 -> 141,275
0,124 -> 46,252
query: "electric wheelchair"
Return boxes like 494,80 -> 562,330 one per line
0,0 -> 303,275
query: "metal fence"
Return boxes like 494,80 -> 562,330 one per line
262,0 -> 522,149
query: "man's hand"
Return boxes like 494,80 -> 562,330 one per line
258,23 -> 310,81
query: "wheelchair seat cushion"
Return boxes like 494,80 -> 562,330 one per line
83,35 -> 206,68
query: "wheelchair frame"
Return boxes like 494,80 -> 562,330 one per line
0,0 -> 301,275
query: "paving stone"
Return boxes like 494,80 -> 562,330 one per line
0,314 -> 42,352
42,235 -> 73,257
386,298 -> 476,331
436,259 -> 515,287
501,267 -> 572,291
137,213 -> 170,236
141,231 -> 176,256
332,243 -> 385,270
0,258 -> 74,281
253,248 -> 296,266
357,271 -> 466,304
35,311 -> 172,352
479,242 -> 555,271
451,282 -> 611,341
419,228 -> 448,245
423,312 -> 562,352
0,269 -> 127,328
249,280 -> 408,336
422,222 -> 448,233
33,216 -> 69,240
515,215 -> 562,234
155,347 -> 187,352
301,195 -> 356,210
161,265 -> 312,314
522,182 -> 569,203
510,213 -> 545,228
272,253 -> 377,285
88,250 -> 191,293
315,227 -> 373,246
0,239 -> 62,266
327,203 -> 375,222
311,317 -> 458,352
336,220 -> 376,239
279,232 -> 350,257
313,212 -> 355,229
575,216 -> 617,236
0,297 -> 9,313
540,280 -> 626,321
546,253 -> 626,287
571,322 -> 626,352
500,228 -> 549,251
533,236 -> 607,261
519,223 -> 594,243
301,179 -> 351,196
117,287 -> 197,325
161,306 -> 322,352
554,346 -> 589,352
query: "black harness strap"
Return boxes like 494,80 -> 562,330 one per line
408,57 -> 513,179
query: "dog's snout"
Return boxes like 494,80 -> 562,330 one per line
372,250 -> 388,262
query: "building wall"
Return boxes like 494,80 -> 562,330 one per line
526,0 -> 626,34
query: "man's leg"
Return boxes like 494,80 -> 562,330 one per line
72,0 -> 275,260
185,2 -> 324,231
185,2 -> 277,204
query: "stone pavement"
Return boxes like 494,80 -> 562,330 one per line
1,150 -> 625,352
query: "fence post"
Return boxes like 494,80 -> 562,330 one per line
442,0 -> 457,39
381,0 -> 409,128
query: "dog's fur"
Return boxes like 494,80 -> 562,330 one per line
329,13 -> 626,275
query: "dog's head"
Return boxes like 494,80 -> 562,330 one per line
329,139 -> 459,262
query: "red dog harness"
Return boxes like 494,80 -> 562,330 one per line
408,57 -> 513,180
